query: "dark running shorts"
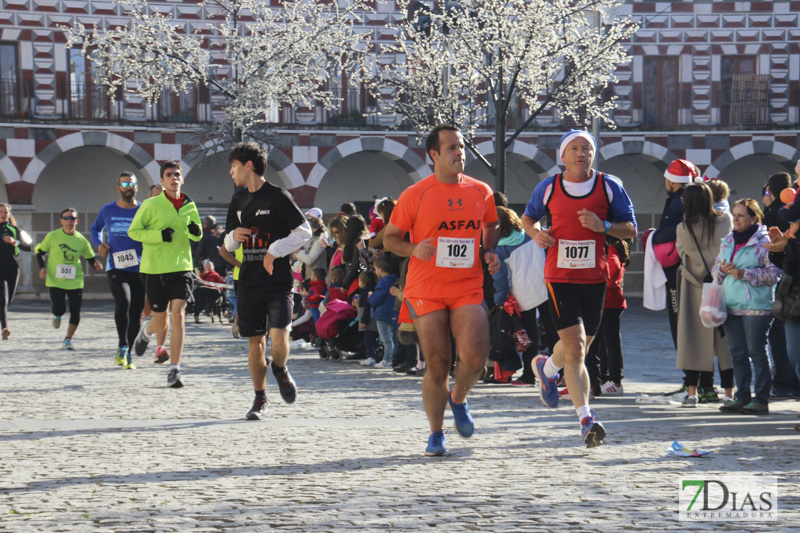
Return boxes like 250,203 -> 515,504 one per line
546,282 -> 606,337
143,272 -> 193,312
237,288 -> 293,337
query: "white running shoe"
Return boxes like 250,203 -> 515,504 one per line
360,357 -> 377,367
600,381 -> 623,396
374,360 -> 393,369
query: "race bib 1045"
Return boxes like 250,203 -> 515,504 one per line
112,249 -> 139,269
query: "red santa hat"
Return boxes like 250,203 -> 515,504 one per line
664,159 -> 701,184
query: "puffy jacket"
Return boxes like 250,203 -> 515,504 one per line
493,230 -> 547,311
128,192 -> 202,274
369,273 -> 399,323
712,224 -> 780,314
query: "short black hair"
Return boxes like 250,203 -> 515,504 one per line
312,267 -> 326,280
229,142 -> 268,176
119,171 -> 135,181
60,207 -> 78,217
160,160 -> 182,179
425,125 -> 459,155
374,255 -> 395,275
339,203 -> 357,216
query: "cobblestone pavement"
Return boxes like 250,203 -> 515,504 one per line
1,300 -> 799,531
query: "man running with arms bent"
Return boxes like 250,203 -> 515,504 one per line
223,142 -> 311,420
384,125 -> 500,456
522,129 -> 636,447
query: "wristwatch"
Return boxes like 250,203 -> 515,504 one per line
603,221 -> 612,234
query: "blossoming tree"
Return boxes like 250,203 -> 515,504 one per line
365,0 -> 638,192
65,0 -> 371,156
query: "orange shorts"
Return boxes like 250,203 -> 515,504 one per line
404,291 -> 484,319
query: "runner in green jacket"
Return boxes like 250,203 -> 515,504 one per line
128,161 -> 202,388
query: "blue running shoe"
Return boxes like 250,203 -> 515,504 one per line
425,430 -> 446,456
581,414 -> 606,448
448,389 -> 474,438
533,354 -> 559,408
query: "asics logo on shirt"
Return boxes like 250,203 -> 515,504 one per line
255,209 -> 271,216
437,219 -> 481,231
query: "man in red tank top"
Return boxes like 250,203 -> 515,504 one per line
521,130 -> 637,447
384,125 -> 500,456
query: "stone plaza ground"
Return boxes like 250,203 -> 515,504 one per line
1,299 -> 798,531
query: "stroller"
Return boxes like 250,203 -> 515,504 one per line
315,299 -> 364,361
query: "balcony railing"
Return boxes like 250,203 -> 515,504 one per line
0,77 -> 33,118
65,81 -> 112,120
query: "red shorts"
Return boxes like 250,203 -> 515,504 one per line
404,291 -> 484,319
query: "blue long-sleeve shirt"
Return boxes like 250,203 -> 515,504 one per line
90,201 -> 144,272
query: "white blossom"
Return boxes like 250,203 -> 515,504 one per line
362,0 -> 638,180
64,0 -> 372,152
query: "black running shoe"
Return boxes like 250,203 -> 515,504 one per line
272,365 -> 297,404
246,397 -> 268,420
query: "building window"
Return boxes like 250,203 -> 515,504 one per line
721,56 -> 768,127
68,48 -> 110,120
642,57 -> 679,128
0,43 -> 23,118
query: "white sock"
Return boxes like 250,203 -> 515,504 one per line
544,357 -> 562,379
170,363 -> 180,371
141,327 -> 152,340
576,405 -> 592,422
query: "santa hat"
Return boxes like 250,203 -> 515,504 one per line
305,207 -> 323,219
664,159 -> 701,184
558,129 -> 597,164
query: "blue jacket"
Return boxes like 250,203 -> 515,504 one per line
652,187 -> 685,246
712,224 -> 780,314
369,273 -> 399,323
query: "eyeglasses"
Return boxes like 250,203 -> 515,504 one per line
119,182 -> 137,188
62,216 -> 78,221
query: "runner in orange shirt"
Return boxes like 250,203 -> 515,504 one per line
384,125 -> 500,456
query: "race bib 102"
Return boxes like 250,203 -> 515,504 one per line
435,237 -> 475,268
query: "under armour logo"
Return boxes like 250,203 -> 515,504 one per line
448,198 -> 463,207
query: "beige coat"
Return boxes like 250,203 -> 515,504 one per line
675,213 -> 733,372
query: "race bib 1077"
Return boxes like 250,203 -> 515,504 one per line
556,239 -> 596,269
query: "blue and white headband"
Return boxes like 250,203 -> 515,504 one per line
558,129 -> 597,165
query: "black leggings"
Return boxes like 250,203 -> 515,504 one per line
0,264 -> 19,329
684,366 -> 734,390
107,270 -> 145,347
49,287 -> 83,326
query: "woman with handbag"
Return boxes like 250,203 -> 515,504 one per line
675,183 -> 734,407
713,199 -> 780,414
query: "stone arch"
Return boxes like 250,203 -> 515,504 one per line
307,137 -> 430,189
706,140 -> 800,178
0,146 -> 22,187
711,140 -> 800,201
22,131 -> 161,185
462,139 -> 559,207
597,139 -> 679,166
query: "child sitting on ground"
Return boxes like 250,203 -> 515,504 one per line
369,255 -> 399,369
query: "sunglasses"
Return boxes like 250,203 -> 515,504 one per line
62,216 -> 78,221
119,182 -> 137,188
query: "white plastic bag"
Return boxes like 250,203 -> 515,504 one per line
699,281 -> 727,328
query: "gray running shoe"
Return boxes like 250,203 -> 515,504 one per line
134,325 -> 150,356
681,394 -> 698,408
167,368 -> 184,388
